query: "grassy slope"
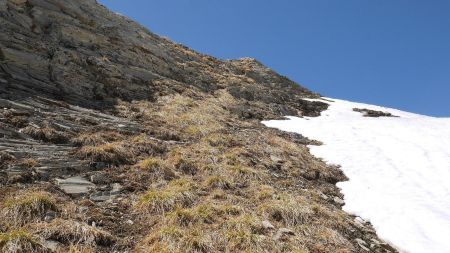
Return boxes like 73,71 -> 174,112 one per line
0,0 -> 396,252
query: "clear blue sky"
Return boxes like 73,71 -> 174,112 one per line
98,0 -> 450,117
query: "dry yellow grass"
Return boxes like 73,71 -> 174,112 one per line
1,192 -> 57,226
35,218 -> 114,247
0,230 -> 50,253
77,142 -> 132,164
137,178 -> 197,214
259,196 -> 314,226
22,126 -> 68,144
18,158 -> 40,168
71,131 -> 124,146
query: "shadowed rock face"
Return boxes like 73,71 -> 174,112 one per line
0,0 -> 326,118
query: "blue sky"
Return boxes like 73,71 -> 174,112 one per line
98,0 -> 450,117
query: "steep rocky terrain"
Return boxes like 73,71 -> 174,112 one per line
0,0 -> 397,252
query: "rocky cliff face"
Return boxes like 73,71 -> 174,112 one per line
0,1 -> 396,252
0,0 -> 326,118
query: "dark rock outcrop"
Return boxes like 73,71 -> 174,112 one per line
0,0 -> 325,118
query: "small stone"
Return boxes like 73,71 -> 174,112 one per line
91,162 -> 107,170
354,217 -> 366,227
333,196 -> 345,205
356,238 -> 370,252
111,183 -> 122,195
371,238 -> 381,245
319,192 -> 328,200
125,219 -> 134,225
90,173 -> 109,184
43,240 -> 60,251
262,220 -> 275,230
44,211 -> 56,222
356,238 -> 367,245
274,228 -> 295,241
270,155 -> 283,163
90,192 -> 111,202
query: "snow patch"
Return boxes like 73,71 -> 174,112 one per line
263,98 -> 450,253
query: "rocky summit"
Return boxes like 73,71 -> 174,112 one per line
0,0 -> 396,252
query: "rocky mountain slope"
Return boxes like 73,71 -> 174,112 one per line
0,0 -> 397,252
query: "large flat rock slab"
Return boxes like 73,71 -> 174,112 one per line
55,176 -> 95,196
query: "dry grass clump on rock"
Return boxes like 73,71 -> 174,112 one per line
0,230 -> 50,253
18,158 -> 40,168
22,126 -> 69,144
1,192 -> 57,226
139,226 -> 215,253
129,134 -> 168,155
136,157 -> 164,171
71,131 -> 124,146
259,195 -> 314,226
76,142 -> 132,165
203,175 -> 233,190
35,218 -> 114,247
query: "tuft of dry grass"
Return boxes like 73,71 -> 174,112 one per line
22,126 -> 68,144
165,203 -> 240,227
223,214 -> 267,252
18,158 -> 40,168
35,218 -> 114,247
203,175 -> 233,190
259,196 -> 314,227
227,165 -> 262,181
305,226 -> 353,253
1,192 -> 57,226
130,134 -> 167,155
173,158 -> 198,175
135,157 -> 176,180
152,94 -> 227,140
136,157 -> 164,171
67,245 -> 94,253
256,185 -> 275,201
71,131 -> 124,146
77,142 -> 132,164
140,226 -> 214,253
137,178 -> 197,214
0,230 -> 50,253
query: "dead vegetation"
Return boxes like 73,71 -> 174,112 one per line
0,92 -> 385,252
0,230 -> 50,253
122,93 -> 368,253
35,218 -> 114,247
22,126 -> 69,144
0,62 -> 392,253
71,131 -> 124,146
1,191 -> 57,226
136,179 -> 197,214
76,142 -> 133,165
0,0 -> 397,251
